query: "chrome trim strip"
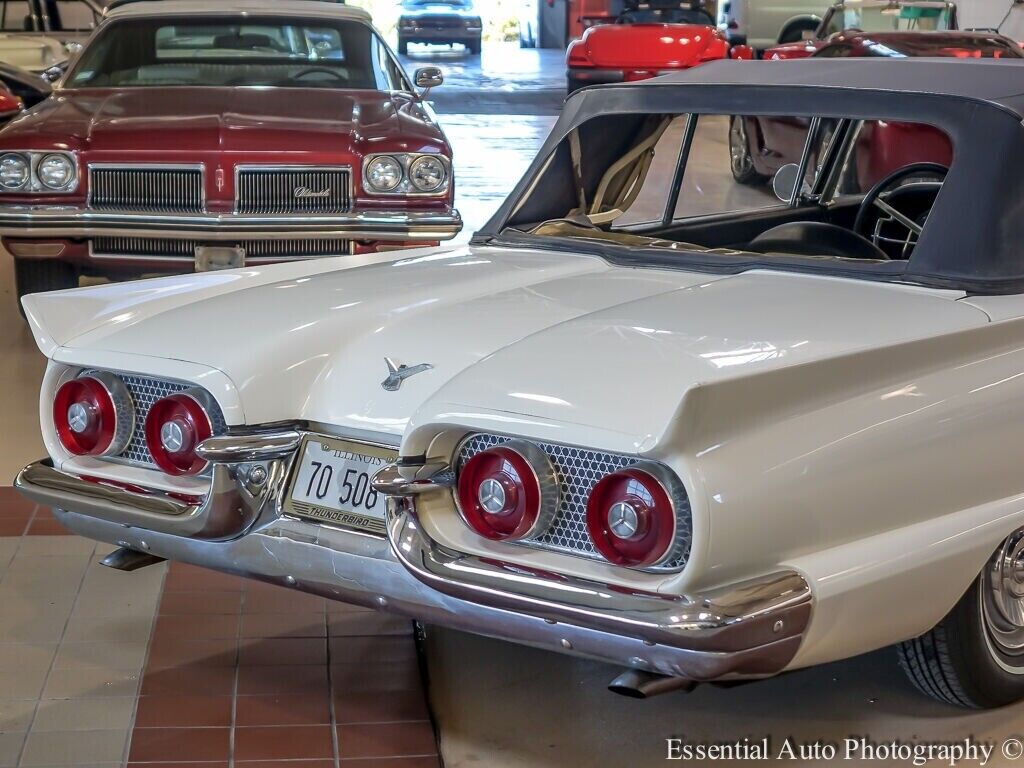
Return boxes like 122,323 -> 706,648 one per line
197,431 -> 303,464
372,462 -> 455,496
0,208 -> 462,241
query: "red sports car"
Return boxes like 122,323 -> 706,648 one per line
0,0 -> 462,304
730,30 -> 1020,187
566,0 -> 730,93
763,0 -> 958,60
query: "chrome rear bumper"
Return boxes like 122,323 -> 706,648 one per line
0,208 -> 462,241
14,436 -> 812,681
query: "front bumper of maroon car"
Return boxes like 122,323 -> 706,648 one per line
0,207 -> 463,242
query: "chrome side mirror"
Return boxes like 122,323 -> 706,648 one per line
772,163 -> 804,203
414,66 -> 444,98
41,66 -> 64,84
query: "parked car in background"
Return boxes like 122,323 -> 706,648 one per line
0,0 -> 461,305
0,0 -> 101,72
0,80 -> 22,122
731,30 -> 1013,187
22,58 -> 1024,710
763,0 -> 957,59
567,0 -> 730,93
717,0 -> 827,50
397,0 -> 483,55
0,60 -> 51,108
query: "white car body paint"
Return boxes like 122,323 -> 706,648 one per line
23,242 -> 1024,670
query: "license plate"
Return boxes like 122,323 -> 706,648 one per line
286,437 -> 398,534
195,245 -> 245,272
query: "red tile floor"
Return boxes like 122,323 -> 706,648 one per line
0,488 -> 442,767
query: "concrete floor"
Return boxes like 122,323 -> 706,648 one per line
3,47 -> 1024,767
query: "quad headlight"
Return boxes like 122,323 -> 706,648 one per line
362,153 -> 451,196
0,153 -> 30,190
365,156 -> 404,193
409,155 -> 447,193
37,154 -> 76,190
0,150 -> 78,193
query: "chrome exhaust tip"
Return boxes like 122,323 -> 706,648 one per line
608,669 -> 697,699
101,547 -> 166,572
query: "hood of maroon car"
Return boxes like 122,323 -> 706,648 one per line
575,24 -> 728,68
763,40 -> 824,60
1,87 -> 448,156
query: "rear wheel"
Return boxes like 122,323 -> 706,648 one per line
468,38 -> 482,55
898,529 -> 1024,708
567,75 -> 586,95
397,38 -> 409,55
14,259 -> 79,317
729,117 -> 767,185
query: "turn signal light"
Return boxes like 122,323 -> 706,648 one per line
145,392 -> 213,476
53,373 -> 133,457
456,441 -> 558,542
586,464 -> 677,568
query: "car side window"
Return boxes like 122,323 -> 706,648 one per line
50,0 -> 97,31
0,0 -> 34,32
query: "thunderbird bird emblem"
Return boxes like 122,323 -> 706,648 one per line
382,358 -> 433,392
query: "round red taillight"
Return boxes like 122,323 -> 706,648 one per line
145,392 -> 214,476
586,464 -> 677,568
457,440 -> 558,542
53,373 -> 132,457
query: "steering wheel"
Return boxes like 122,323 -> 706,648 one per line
292,67 -> 347,82
853,162 -> 949,243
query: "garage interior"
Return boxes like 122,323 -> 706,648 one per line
2,1 -> 1024,767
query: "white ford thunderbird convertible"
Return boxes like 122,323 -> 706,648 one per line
16,59 -> 1024,707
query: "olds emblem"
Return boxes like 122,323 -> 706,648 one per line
294,186 -> 332,199
382,358 -> 433,392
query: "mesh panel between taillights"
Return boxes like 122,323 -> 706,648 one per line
89,373 -> 227,469
456,434 -> 692,571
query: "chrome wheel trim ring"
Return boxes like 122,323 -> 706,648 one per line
981,529 -> 1024,671
729,118 -> 753,178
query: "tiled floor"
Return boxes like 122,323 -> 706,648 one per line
0,489 -> 440,768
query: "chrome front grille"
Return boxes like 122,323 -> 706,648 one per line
236,167 -> 351,215
91,237 -> 351,261
456,434 -> 692,571
89,166 -> 204,214
115,374 -> 227,468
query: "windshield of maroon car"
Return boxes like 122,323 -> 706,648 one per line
65,17 -> 407,90
821,4 -> 954,37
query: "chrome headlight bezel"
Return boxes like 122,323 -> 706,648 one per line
0,150 -> 79,194
0,152 -> 30,191
361,153 -> 452,197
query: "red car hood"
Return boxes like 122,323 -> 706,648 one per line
1,87 -> 447,156
576,24 -> 726,68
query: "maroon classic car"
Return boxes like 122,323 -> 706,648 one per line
0,0 -> 462,303
729,30 -> 1022,187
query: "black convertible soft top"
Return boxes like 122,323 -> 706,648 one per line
477,59 -> 1024,294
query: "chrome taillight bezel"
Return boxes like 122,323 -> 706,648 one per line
53,371 -> 135,458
